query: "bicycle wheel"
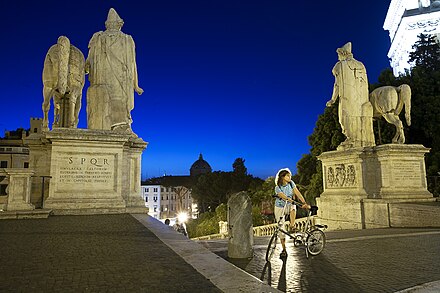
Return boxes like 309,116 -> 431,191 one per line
265,232 -> 278,262
306,229 -> 325,256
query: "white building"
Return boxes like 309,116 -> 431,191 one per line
141,184 -> 196,220
384,0 -> 440,76
141,154 -> 211,220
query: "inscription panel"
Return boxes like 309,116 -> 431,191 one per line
390,161 -> 421,186
55,154 -> 116,191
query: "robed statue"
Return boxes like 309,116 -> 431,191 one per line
85,8 -> 143,136
326,42 -> 375,150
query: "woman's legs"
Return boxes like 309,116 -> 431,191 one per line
290,208 -> 297,232
274,206 -> 287,252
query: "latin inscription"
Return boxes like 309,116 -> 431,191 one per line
57,155 -> 114,186
390,161 -> 421,186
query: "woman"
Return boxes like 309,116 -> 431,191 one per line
274,168 -> 310,258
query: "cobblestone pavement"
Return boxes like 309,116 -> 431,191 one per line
199,228 -> 440,293
0,214 -> 221,292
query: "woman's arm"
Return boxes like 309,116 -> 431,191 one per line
293,187 -> 311,209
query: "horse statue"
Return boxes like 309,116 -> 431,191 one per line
369,84 -> 411,144
42,36 -> 85,131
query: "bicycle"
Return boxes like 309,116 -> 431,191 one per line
265,198 -> 327,261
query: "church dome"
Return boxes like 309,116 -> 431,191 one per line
190,154 -> 212,176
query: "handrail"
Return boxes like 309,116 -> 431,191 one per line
192,216 -> 316,240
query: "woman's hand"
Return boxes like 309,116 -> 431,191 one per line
301,203 -> 311,210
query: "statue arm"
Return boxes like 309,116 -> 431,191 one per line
326,64 -> 340,107
133,61 -> 143,95
85,33 -> 99,75
130,36 -> 143,95
326,79 -> 339,107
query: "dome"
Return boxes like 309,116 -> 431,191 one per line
190,154 -> 212,176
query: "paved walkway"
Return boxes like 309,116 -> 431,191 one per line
0,213 -> 274,292
199,228 -> 440,292
1,214 -> 440,292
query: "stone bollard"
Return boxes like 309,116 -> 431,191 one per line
227,191 -> 253,259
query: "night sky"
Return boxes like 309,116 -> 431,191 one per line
1,1 -> 392,179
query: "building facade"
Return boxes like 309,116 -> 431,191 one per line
141,153 -> 211,220
140,185 -> 195,220
0,118 -> 42,195
384,0 -> 440,75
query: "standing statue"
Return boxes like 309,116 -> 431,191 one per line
326,42 -> 375,150
369,84 -> 411,144
42,36 -> 85,131
85,8 -> 143,135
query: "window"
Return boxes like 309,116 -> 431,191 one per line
33,128 -> 38,133
154,206 -> 157,212
153,196 -> 158,202
161,196 -> 163,200
0,185 -> 6,195
146,188 -> 149,192
161,187 -> 164,192
24,162 -> 29,168
153,188 -> 158,192
0,161 -> 7,168
166,195 -> 168,200
145,197 -> 148,202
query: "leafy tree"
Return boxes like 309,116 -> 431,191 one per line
191,158 -> 263,212
232,158 -> 247,175
408,34 -> 440,73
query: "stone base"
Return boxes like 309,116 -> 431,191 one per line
316,195 -> 365,230
26,128 -> 148,215
125,206 -> 149,214
0,209 -> 52,220
317,144 -> 434,230
363,198 -> 438,228
44,197 -> 126,211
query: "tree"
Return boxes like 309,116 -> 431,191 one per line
232,158 -> 247,175
408,34 -> 440,73
191,158 -> 263,212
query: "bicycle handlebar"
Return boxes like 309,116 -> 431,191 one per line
272,194 -> 318,213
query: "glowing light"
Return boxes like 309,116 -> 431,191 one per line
177,212 -> 188,223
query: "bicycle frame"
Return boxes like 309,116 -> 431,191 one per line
265,196 -> 327,261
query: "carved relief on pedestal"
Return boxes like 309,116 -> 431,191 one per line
327,164 -> 356,188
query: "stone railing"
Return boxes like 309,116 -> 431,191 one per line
192,216 -> 316,240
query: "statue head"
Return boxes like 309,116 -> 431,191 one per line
336,42 -> 353,61
105,8 -> 124,31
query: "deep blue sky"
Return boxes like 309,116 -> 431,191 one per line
1,1 -> 392,180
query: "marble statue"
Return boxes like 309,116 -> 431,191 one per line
326,42 -> 375,150
369,84 -> 411,144
42,36 -> 85,131
85,8 -> 143,135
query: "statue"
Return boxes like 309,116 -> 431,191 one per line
326,42 -> 375,150
369,84 -> 411,144
42,36 -> 85,131
85,8 -> 143,135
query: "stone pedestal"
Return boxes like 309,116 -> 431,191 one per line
4,169 -> 35,211
227,191 -> 253,259
317,144 -> 434,229
25,128 -> 148,214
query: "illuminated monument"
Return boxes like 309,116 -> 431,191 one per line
316,42 -> 437,230
384,0 -> 440,76
26,8 -> 148,214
